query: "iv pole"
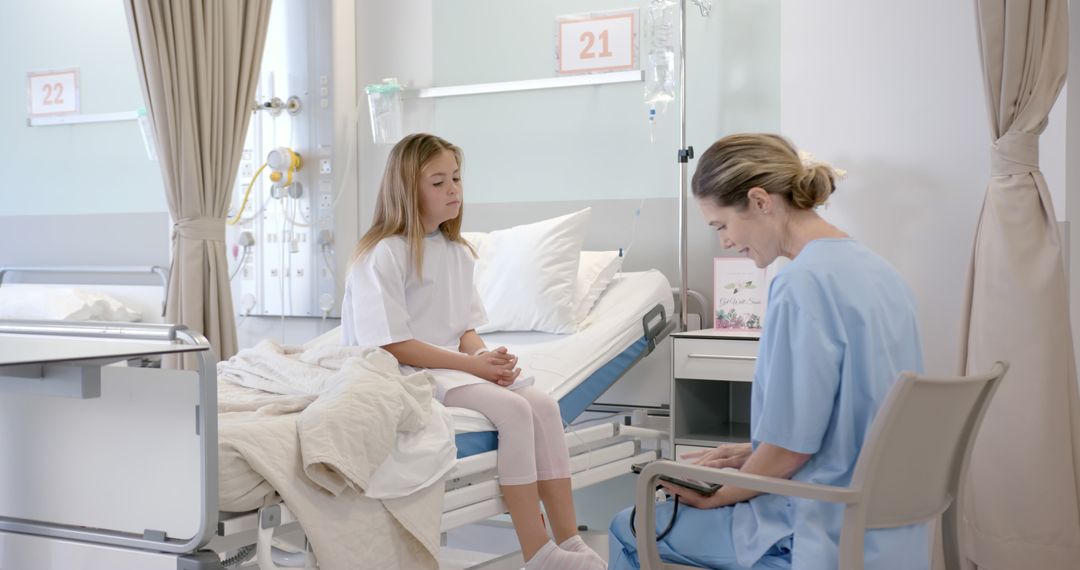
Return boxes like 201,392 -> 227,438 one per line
676,0 -> 710,331
677,0 -> 690,332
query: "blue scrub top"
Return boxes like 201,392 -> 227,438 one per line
732,238 -> 930,569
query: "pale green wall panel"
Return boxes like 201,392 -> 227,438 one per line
430,0 -> 780,204
2,0 -> 166,216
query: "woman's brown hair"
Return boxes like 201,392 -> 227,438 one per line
691,133 -> 836,210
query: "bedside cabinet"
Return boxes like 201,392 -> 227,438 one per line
670,329 -> 759,460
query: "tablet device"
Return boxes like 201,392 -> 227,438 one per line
631,462 -> 722,496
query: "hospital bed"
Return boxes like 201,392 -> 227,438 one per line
441,270 -> 675,530
0,269 -> 676,569
0,265 -> 169,323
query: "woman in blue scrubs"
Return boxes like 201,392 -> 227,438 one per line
608,134 -> 929,569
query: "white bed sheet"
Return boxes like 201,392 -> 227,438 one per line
453,269 -> 673,433
0,283 -> 163,323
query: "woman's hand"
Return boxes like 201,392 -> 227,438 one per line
660,443 -> 811,510
467,346 -> 521,386
680,442 -> 753,469
659,481 -> 728,510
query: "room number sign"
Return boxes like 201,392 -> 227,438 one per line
556,10 -> 638,74
28,68 -> 80,117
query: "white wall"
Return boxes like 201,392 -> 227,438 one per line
780,1 -> 997,375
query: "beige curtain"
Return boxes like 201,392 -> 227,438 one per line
959,0 -> 1080,567
124,0 -> 272,367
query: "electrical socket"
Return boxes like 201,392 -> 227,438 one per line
319,194 -> 332,209
319,159 -> 332,174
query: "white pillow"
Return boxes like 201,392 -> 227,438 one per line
473,208 -> 591,333
572,251 -> 624,323
461,231 -> 488,254
0,286 -> 142,321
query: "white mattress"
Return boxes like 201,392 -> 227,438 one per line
453,270 -> 673,433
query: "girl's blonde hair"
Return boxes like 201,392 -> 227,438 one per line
351,133 -> 475,273
691,133 -> 836,211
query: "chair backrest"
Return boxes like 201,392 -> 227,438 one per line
848,362 -> 1008,529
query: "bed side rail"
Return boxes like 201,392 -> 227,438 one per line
0,320 -> 184,342
0,265 -> 168,290
642,304 -> 675,352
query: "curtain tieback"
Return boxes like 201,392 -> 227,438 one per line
990,131 -> 1039,176
173,216 -> 226,242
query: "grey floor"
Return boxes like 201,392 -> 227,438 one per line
439,519 -> 611,569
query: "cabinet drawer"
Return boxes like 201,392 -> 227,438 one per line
673,338 -> 758,382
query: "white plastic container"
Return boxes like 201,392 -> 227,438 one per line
365,78 -> 404,145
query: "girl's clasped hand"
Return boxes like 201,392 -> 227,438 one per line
470,346 -> 521,386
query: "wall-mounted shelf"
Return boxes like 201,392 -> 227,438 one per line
410,69 -> 643,99
27,110 -> 141,127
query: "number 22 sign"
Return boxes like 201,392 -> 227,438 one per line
556,10 -> 637,74
28,69 -> 80,117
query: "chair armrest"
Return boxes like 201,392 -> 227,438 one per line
642,461 -> 859,504
635,460 -> 860,569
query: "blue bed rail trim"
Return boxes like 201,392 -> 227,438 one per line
559,336 -> 649,424
455,431 -> 499,459
453,304 -> 670,459
454,335 -> 650,459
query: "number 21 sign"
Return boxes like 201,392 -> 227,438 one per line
556,10 -> 638,74
28,68 -> 80,117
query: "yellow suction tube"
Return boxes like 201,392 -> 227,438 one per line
227,162 -> 269,226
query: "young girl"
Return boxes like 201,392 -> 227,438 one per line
342,133 -> 605,569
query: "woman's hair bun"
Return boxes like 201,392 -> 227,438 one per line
791,163 -> 835,210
